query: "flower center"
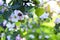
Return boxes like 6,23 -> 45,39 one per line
18,13 -> 22,16
14,16 -> 17,18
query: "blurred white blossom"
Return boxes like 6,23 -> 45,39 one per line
55,18 -> 60,24
22,38 -> 26,40
40,12 -> 49,20
24,15 -> 29,19
1,7 -> 7,13
6,22 -> 15,31
14,10 -> 24,20
1,33 -> 5,37
32,29 -> 35,32
26,3 -> 35,6
29,34 -> 35,39
56,0 -> 60,1
39,35 -> 42,39
0,0 -> 4,6
16,34 -> 20,40
9,10 -> 24,22
43,0 -> 50,3
7,35 -> 11,40
9,13 -> 19,22
39,0 -> 44,6
45,35 -> 49,39
3,20 -> 7,26
6,0 -> 11,5
45,0 -> 60,14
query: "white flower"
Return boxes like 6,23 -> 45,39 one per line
26,28 -> 28,31
7,35 -> 11,40
55,18 -> 60,24
43,0 -> 50,3
32,29 -> 35,32
29,34 -> 35,39
1,7 -> 7,13
6,22 -> 15,31
39,0 -> 44,6
24,15 -> 29,19
16,34 -> 20,40
3,4 -> 7,7
0,0 -> 4,6
14,10 -> 24,20
28,23 -> 32,28
18,15 -> 24,20
3,20 -> 7,26
6,0 -> 11,5
1,33 -> 5,37
56,0 -> 60,1
21,28 -> 24,32
22,38 -> 26,40
45,35 -> 49,39
6,22 -> 15,28
39,35 -> 42,39
9,10 -> 24,22
45,0 -> 60,14
40,12 -> 49,20
26,3 -> 35,6
9,13 -> 19,22
14,10 -> 23,16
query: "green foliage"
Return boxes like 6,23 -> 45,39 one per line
32,0 -> 40,5
35,7 -> 45,17
0,6 -> 3,10
0,0 -> 60,40
0,15 -> 4,23
0,26 -> 4,33
15,22 -> 20,27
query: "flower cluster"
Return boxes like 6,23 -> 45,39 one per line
0,0 -> 60,40
9,10 -> 24,22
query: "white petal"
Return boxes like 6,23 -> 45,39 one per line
1,33 -> 5,37
0,0 -> 4,6
9,28 -> 14,31
55,18 -> 60,24
40,12 -> 49,19
3,20 -> 7,26
6,0 -> 11,5
18,15 -> 24,20
14,10 -> 23,16
7,35 -> 11,40
39,35 -> 42,39
45,35 -> 49,38
6,22 -> 12,28
24,15 -> 29,19
29,34 -> 35,39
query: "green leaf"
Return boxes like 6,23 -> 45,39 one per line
32,0 -> 40,5
0,15 -> 4,23
15,22 -> 20,27
0,6 -> 3,10
11,4 -> 20,9
28,8 -> 35,12
0,26 -> 4,33
36,28 -> 40,33
28,8 -> 35,18
35,7 -> 45,17
2,9 -> 12,20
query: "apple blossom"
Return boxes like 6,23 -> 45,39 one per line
7,35 -> 11,40
40,12 -> 49,20
54,18 -> 60,24
6,22 -> 15,31
0,0 -> 4,6
29,34 -> 35,39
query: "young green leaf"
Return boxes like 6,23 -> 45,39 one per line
35,7 -> 45,17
